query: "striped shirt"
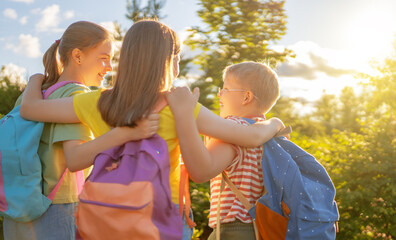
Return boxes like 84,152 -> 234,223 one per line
208,116 -> 265,228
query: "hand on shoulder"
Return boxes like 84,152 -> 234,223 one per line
166,86 -> 200,116
29,73 -> 45,83
112,113 -> 160,142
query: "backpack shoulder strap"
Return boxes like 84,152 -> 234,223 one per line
42,80 -> 82,200
221,172 -> 252,210
242,117 -> 256,125
43,81 -> 80,99
217,172 -> 259,240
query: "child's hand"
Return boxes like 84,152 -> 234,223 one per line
275,126 -> 292,139
267,117 -> 292,139
113,113 -> 160,142
166,86 -> 200,116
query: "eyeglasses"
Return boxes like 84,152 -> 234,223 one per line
217,87 -> 259,100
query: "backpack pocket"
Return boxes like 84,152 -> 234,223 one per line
292,203 -> 338,239
294,218 -> 337,240
255,201 -> 290,240
76,180 -> 160,240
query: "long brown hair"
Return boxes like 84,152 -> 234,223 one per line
42,21 -> 112,89
98,20 -> 180,127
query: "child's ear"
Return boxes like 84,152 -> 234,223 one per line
71,48 -> 82,65
242,91 -> 255,105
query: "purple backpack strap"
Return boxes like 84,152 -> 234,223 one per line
42,80 -> 85,200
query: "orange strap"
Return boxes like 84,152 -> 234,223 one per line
178,159 -> 196,228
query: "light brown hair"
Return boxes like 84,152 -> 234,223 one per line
223,61 -> 280,113
98,19 -> 180,127
42,21 -> 113,89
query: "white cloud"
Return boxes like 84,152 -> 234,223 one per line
272,41 -> 371,102
6,34 -> 41,58
276,41 -> 362,80
3,8 -> 18,19
10,0 -> 34,3
35,4 -> 62,32
30,8 -> 41,14
64,10 -> 74,19
20,16 -> 28,25
0,63 -> 27,85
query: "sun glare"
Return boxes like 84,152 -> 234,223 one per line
346,9 -> 396,60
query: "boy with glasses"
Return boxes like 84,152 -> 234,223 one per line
167,61 -> 285,239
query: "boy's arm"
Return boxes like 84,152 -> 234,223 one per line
20,74 -> 79,123
167,87 -> 235,182
63,114 -> 160,172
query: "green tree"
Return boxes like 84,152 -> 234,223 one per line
312,92 -> 338,134
337,86 -> 364,132
126,0 -> 166,21
184,0 -> 293,109
0,66 -> 25,115
292,43 -> 396,239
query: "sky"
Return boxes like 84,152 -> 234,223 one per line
1,0 -> 396,110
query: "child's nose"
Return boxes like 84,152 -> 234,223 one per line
106,62 -> 113,72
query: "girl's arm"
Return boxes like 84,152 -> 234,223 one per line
167,86 -> 284,148
197,107 -> 283,147
166,87 -> 283,182
20,74 -> 79,123
63,114 -> 160,172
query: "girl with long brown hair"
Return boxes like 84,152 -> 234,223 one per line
20,19 -> 284,239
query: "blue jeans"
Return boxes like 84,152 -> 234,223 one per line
3,202 -> 77,240
175,204 -> 194,240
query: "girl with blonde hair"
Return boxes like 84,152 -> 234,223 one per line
4,21 -> 157,240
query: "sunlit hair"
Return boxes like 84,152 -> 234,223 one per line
223,61 -> 280,114
98,19 -> 180,127
42,21 -> 113,89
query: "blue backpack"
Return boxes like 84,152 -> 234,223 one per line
0,81 -> 78,222
221,118 -> 339,240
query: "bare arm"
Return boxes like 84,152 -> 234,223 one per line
166,87 -> 225,182
63,114 -> 160,172
166,87 -> 283,182
197,107 -> 284,147
20,74 -> 79,123
166,86 -> 284,147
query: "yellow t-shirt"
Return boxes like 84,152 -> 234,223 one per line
73,89 -> 201,203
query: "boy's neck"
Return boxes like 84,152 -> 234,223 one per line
234,107 -> 265,119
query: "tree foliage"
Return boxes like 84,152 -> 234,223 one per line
283,48 -> 396,239
184,0 -> 293,109
189,42 -> 396,239
126,0 -> 166,21
0,66 -> 24,116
